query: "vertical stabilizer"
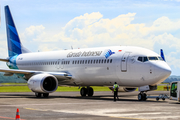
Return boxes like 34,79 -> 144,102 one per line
160,49 -> 166,61
5,5 -> 30,57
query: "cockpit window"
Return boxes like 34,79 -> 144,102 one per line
138,56 -> 163,62
158,57 -> 164,61
144,57 -> 148,62
148,56 -> 164,61
138,57 -> 143,62
148,57 -> 158,61
137,57 -> 148,62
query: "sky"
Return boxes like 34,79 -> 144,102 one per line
1,0 -> 180,75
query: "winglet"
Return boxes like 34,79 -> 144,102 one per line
160,49 -> 166,61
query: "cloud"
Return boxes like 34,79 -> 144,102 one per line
164,0 -> 180,2
20,12 -> 180,72
25,25 -> 45,36
0,34 -> 8,58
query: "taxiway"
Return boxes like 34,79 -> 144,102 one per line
0,91 -> 179,120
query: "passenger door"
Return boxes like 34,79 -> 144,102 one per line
121,53 -> 130,72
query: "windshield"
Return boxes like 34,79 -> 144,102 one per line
148,57 -> 158,60
137,57 -> 148,62
148,56 -> 164,61
137,56 -> 164,62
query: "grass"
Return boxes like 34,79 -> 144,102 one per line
0,85 -> 111,92
0,83 -> 27,85
0,83 -> 170,92
0,86 -> 31,92
156,85 -> 170,91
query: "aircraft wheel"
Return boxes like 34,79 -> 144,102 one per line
162,98 -> 165,101
138,93 -> 142,101
156,97 -> 159,101
80,87 -> 87,96
35,93 -> 42,98
87,87 -> 94,96
142,93 -> 147,101
43,93 -> 49,98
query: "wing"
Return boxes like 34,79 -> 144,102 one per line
0,58 -> 9,62
0,68 -> 72,80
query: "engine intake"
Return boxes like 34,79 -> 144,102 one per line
28,74 -> 58,93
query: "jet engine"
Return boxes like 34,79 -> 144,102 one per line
27,74 -> 58,93
109,87 -> 137,92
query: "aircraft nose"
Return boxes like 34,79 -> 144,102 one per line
160,63 -> 171,77
153,61 -> 171,81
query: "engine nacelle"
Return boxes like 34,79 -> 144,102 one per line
109,87 -> 137,92
27,74 -> 58,93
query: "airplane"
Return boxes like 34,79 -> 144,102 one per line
0,5 -> 171,100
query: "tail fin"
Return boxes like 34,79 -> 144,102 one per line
5,5 -> 30,57
160,49 -> 166,61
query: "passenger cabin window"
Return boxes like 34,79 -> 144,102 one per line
96,60 -> 98,64
110,59 -> 112,63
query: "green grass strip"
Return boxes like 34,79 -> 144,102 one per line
0,84 -> 170,92
0,86 -> 111,92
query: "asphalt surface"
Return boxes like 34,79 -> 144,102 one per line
0,91 -> 180,120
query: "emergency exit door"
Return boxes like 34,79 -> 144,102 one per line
121,53 -> 130,72
56,59 -> 61,69
56,59 -> 64,69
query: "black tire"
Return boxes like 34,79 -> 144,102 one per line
87,87 -> 94,96
35,93 -> 42,98
156,97 -> 159,101
142,93 -> 147,101
80,88 -> 87,96
162,98 -> 165,101
43,93 -> 49,98
138,93 -> 142,101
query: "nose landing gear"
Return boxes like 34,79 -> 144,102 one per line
138,92 -> 147,101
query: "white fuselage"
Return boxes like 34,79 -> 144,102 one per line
11,46 -> 171,87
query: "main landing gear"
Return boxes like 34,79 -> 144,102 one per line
35,93 -> 49,98
138,92 -> 147,101
80,87 -> 94,97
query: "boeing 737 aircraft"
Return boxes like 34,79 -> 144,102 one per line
0,6 -> 171,100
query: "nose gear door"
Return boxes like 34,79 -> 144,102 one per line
121,53 -> 130,72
